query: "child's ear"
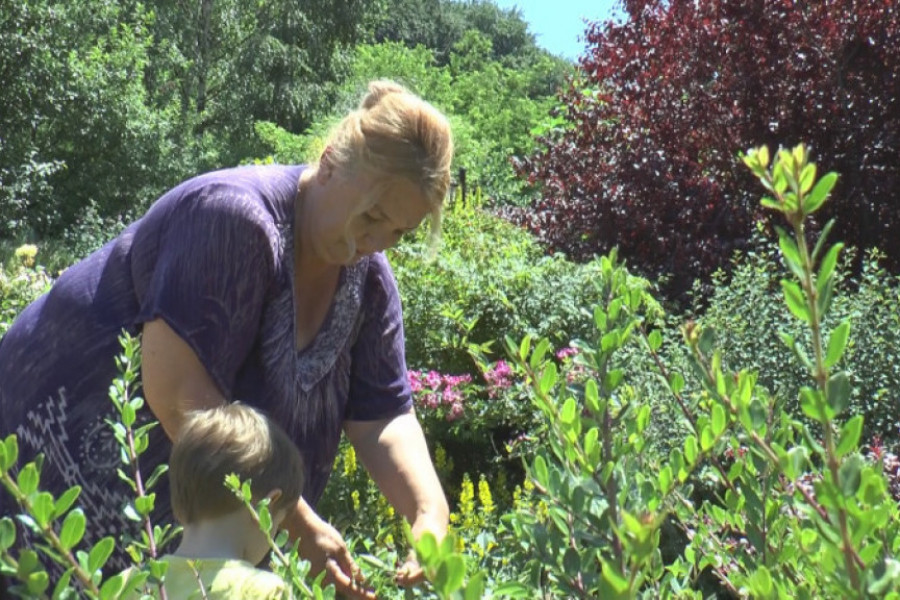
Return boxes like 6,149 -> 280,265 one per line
264,488 -> 283,505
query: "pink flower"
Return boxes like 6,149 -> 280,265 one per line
556,346 -> 579,360
442,387 -> 463,406
446,403 -> 465,422
408,371 -> 424,393
483,360 -> 514,398
424,370 -> 442,389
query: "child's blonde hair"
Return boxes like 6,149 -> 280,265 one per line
169,403 -> 304,525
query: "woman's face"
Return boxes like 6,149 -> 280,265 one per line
309,171 -> 430,265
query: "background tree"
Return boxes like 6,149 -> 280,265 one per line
143,0 -> 370,166
515,0 -> 900,297
0,0 -> 178,239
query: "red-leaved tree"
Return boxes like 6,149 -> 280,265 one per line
514,0 -> 900,296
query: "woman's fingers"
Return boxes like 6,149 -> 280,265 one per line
325,554 -> 376,599
394,557 -> 425,587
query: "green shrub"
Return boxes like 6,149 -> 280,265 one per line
0,245 -> 53,337
498,144 -> 900,598
688,238 -> 900,446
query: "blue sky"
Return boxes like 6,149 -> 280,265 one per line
493,0 -> 620,61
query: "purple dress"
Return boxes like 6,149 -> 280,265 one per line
0,164 -> 412,568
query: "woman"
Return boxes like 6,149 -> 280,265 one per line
0,80 -> 452,598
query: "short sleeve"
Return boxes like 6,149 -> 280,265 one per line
133,186 -> 278,398
345,253 -> 413,420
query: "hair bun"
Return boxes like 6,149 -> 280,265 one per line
360,79 -> 410,109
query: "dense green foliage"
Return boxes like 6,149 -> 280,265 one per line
0,0 -> 562,245
4,1 -> 900,597
6,148 -> 900,598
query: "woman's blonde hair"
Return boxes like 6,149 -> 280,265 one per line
169,403 -> 304,525
322,79 -> 453,244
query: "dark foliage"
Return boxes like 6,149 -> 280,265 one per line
514,0 -> 900,297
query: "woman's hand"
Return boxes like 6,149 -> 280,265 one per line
394,549 -> 425,587
285,497 -> 376,599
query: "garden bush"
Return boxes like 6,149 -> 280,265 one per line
515,0 -> 900,298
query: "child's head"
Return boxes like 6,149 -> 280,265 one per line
169,403 -> 304,527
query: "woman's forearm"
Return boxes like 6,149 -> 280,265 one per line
345,410 -> 449,540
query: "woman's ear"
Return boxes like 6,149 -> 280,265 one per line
317,147 -> 335,184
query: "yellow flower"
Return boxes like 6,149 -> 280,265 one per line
451,473 -> 476,528
15,244 -> 37,268
434,444 -> 454,475
351,490 -> 360,511
477,475 -> 494,515
342,445 -> 357,477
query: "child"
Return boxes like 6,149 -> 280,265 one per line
129,402 -> 304,599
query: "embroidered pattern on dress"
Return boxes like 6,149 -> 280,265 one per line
257,224 -> 367,500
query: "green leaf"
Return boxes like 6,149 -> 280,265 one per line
700,426 -> 716,452
803,172 -> 838,214
31,492 -> 54,527
532,455 -> 549,488
698,327 -> 716,355
749,566 -> 774,597
647,329 -> 662,352
529,338 -> 551,370
135,494 -> 155,516
760,196 -> 781,211
488,582 -> 531,598
836,416 -> 864,458
87,537 -> 115,573
0,517 -> 16,550
464,571 -> 487,600
539,363 -> 558,394
53,487 -> 82,520
584,379 -> 600,413
816,242 -> 843,294
436,554 -> 466,594
559,397 -> 577,425
780,280 -> 810,323
782,446 -> 808,480
59,509 -> 86,551
838,454 -> 863,497
658,466 -> 673,494
669,372 -> 684,394
605,368 -> 624,391
811,219 -> 836,262
777,228 -> 805,279
17,463 -> 40,496
684,436 -> 698,466
799,162 -> 816,194
99,573 -> 126,600
121,403 -> 136,427
817,277 -> 836,318
800,388 -> 823,421
518,335 -> 532,362
584,428 -> 599,462
563,547 -> 581,574
711,404 -> 727,436
826,372 -> 852,417
26,570 -> 49,596
825,320 -> 851,369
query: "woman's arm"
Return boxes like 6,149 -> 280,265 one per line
345,409 -> 450,584
143,318 -> 375,598
141,318 -> 227,439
